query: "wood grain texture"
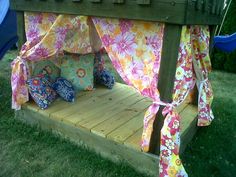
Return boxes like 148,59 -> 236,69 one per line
11,0 -> 223,24
21,83 -> 197,152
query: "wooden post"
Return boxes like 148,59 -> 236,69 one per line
16,11 -> 26,50
148,24 -> 182,154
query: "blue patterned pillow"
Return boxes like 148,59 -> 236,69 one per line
26,74 -> 57,109
52,77 -> 75,102
95,69 -> 115,89
94,52 -> 115,89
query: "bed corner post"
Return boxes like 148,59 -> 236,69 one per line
149,24 -> 182,154
16,11 -> 26,50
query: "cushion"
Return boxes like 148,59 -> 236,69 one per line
94,69 -> 115,89
26,74 -> 57,109
94,52 -> 115,89
61,54 -> 94,91
32,59 -> 60,81
53,77 -> 75,102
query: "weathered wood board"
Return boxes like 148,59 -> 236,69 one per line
11,0 -> 224,25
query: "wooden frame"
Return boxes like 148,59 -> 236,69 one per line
11,0 -> 224,25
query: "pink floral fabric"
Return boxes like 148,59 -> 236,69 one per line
160,26 -> 195,177
93,19 -> 213,177
12,13 -> 93,110
191,26 -> 214,126
93,17 -> 165,153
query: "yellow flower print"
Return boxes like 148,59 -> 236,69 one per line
143,22 -> 152,30
175,158 -> 182,166
136,48 -> 145,58
167,166 -> 178,177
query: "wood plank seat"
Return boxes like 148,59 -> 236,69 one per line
16,83 -> 198,176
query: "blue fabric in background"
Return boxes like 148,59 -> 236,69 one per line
0,0 -> 9,25
0,7 -> 18,60
214,33 -> 236,53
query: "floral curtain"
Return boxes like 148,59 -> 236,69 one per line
11,13 -> 93,110
93,18 -> 165,153
93,19 -> 214,176
159,26 -> 195,177
191,26 -> 214,126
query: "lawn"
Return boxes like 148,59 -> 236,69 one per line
0,50 -> 236,177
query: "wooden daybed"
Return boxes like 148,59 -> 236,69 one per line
11,0 -> 224,176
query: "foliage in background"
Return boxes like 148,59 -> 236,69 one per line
211,0 -> 236,73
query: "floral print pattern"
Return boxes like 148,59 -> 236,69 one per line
94,51 -> 115,89
52,77 -> 75,102
160,26 -> 195,177
11,13 -> 92,109
93,18 -> 165,153
94,19 -> 213,177
191,26 -> 214,126
60,54 -> 94,91
32,59 -> 60,81
26,74 -> 57,109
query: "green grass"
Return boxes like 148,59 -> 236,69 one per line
0,51 -> 236,177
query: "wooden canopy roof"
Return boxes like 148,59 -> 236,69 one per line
11,0 -> 224,25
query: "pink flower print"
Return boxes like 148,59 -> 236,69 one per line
55,27 -> 68,40
28,14 -> 43,24
119,20 -> 133,34
27,28 -> 40,40
131,61 -> 143,79
162,149 -> 171,157
101,34 -> 114,47
55,40 -> 63,50
48,15 -> 57,23
112,33 -> 137,57
146,35 -> 161,50
35,46 -> 49,58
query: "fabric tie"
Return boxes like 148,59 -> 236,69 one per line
11,56 -> 29,110
196,77 -> 214,126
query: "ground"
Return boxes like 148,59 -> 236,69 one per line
0,50 -> 236,177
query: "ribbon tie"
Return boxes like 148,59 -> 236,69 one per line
11,56 -> 29,110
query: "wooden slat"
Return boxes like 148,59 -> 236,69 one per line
91,109 -> 141,137
78,94 -> 149,130
124,102 -> 198,152
107,113 -> 144,143
11,0 -> 223,25
124,128 -> 143,151
23,101 -> 40,112
105,98 -> 152,143
62,86 -> 136,125
179,104 -> 198,153
11,0 -> 187,24
179,105 -> 198,133
91,98 -> 151,138
50,83 -> 126,120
